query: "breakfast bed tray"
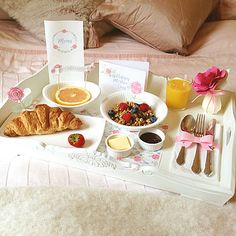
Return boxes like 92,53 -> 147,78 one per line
0,65 -> 235,206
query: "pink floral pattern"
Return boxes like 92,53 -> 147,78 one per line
131,81 -> 142,94
51,64 -> 62,74
152,154 -> 160,160
8,87 -> 24,102
105,68 -> 112,76
112,130 -> 120,134
133,155 -> 142,162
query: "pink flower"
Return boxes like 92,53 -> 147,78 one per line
133,155 -> 142,162
72,44 -> 77,49
131,81 -> 142,94
112,130 -> 120,134
192,66 -> 228,95
51,64 -> 62,74
105,68 -> 112,76
8,87 -> 24,102
53,44 -> 59,49
54,64 -> 62,69
62,29 -> 67,33
152,154 -> 160,160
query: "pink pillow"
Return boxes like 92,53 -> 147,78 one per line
1,0 -> 113,49
90,0 -> 218,54
217,0 -> 236,19
0,8 -> 11,20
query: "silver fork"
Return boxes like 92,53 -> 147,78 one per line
191,114 -> 205,174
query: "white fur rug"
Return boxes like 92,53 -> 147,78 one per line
0,187 -> 235,236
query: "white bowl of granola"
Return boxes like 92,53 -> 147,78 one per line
100,91 -> 168,131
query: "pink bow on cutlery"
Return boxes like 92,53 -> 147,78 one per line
176,131 -> 214,150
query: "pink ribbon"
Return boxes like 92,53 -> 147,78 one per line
208,90 -> 225,96
207,90 -> 225,108
176,132 -> 214,150
191,90 -> 225,104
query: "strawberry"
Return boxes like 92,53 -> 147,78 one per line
122,112 -> 132,123
68,133 -> 85,148
139,103 -> 150,112
118,102 -> 129,111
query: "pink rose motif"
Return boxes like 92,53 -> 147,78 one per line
112,130 -> 120,134
8,87 -> 24,102
152,154 -> 160,160
133,155 -> 142,162
192,66 -> 228,95
54,64 -> 62,69
72,44 -> 77,49
51,64 -> 62,74
131,81 -> 142,94
105,68 -> 112,76
117,157 -> 123,161
62,29 -> 67,33
53,44 -> 59,49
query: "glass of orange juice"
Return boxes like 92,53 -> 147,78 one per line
166,76 -> 192,110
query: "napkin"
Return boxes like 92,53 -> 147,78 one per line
170,123 -> 222,183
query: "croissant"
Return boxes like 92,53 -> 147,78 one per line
4,104 -> 82,137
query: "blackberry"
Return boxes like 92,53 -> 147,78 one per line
108,110 -> 116,118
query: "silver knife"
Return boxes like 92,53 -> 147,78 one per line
204,119 -> 216,176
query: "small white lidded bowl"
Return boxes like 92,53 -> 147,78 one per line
42,81 -> 100,113
138,128 -> 165,151
105,133 -> 134,158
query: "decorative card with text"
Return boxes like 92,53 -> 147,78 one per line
99,60 -> 149,99
44,21 -> 84,83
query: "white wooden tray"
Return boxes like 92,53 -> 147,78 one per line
0,65 -> 235,206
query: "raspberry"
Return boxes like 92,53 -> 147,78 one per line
139,103 -> 150,112
122,112 -> 132,123
118,102 -> 129,111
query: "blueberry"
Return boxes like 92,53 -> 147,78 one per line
108,110 -> 116,118
131,107 -> 139,114
150,116 -> 157,123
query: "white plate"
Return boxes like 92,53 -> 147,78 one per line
42,81 -> 101,113
0,114 -> 106,150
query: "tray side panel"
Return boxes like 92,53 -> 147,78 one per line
0,65 -> 49,126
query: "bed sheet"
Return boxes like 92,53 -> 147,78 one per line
1,20 -> 236,104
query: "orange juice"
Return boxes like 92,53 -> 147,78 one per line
166,78 -> 191,110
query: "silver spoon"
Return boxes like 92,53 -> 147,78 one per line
176,115 -> 196,165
